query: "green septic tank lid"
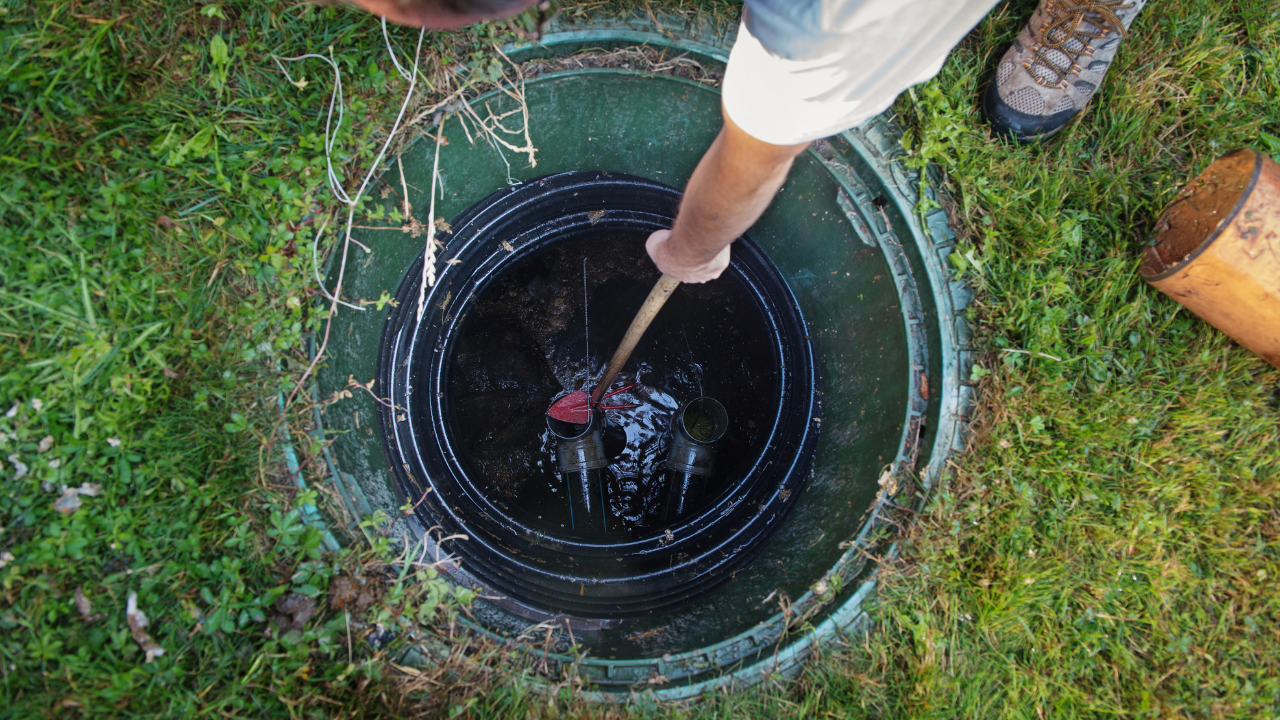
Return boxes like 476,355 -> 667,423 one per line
307,15 -> 972,701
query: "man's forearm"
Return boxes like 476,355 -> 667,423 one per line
646,106 -> 810,283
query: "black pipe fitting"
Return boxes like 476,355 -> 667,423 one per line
547,412 -> 609,532
666,397 -> 728,475
662,397 -> 728,522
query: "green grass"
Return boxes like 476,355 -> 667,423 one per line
0,1 -> 504,715
2,0 -> 1278,718
677,2 -> 1280,718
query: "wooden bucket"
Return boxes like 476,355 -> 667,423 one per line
1141,148 -> 1280,368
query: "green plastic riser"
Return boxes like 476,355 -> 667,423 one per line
310,17 -> 972,700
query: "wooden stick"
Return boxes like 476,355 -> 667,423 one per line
589,273 -> 681,406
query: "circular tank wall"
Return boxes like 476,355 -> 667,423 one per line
377,172 -> 821,621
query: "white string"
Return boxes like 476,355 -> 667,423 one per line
308,214 -> 365,312
272,49 -> 353,207
274,52 -> 356,309
280,26 -> 428,405
274,25 -> 427,315
382,17 -> 414,83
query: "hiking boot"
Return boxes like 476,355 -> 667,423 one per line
984,0 -> 1147,143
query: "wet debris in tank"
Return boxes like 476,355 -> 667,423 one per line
448,236 -> 775,534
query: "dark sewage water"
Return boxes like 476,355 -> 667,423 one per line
447,234 -> 778,538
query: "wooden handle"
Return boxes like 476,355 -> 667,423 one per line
590,273 -> 681,405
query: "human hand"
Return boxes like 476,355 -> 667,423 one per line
645,229 -> 731,284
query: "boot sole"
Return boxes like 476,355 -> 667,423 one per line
981,78 -> 1079,144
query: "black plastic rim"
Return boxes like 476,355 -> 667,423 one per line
377,172 -> 820,620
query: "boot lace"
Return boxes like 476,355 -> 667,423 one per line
1026,0 -> 1134,88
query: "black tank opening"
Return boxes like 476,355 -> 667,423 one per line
378,172 -> 819,620
447,233 -> 777,539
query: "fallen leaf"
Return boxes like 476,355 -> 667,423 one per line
272,593 -> 316,634
74,586 -> 104,622
401,219 -> 426,238
433,217 -> 452,234
156,215 -> 174,230
74,587 -> 93,617
391,663 -> 423,677
877,469 -> 898,497
162,367 -> 180,379
37,436 -> 53,453
624,627 -> 666,641
8,454 -> 27,480
53,483 -> 100,515
329,574 -> 381,614
126,592 -> 165,663
54,487 -> 83,515
330,575 -> 360,610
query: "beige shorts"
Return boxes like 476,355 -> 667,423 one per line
722,0 -> 1000,145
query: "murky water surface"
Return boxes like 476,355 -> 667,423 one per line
448,234 -> 777,537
